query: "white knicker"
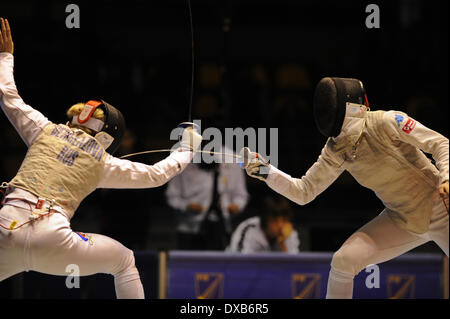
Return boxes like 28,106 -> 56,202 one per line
326,193 -> 448,298
331,193 -> 449,276
0,203 -> 144,298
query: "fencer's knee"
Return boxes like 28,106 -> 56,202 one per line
331,248 -> 365,276
112,247 -> 136,276
113,252 -> 142,287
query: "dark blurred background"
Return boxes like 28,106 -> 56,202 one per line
0,0 -> 448,253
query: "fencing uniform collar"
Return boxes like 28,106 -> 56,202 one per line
330,103 -> 368,152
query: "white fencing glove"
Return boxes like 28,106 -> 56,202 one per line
180,124 -> 202,152
240,147 -> 270,181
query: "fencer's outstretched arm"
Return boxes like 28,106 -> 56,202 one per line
250,146 -> 345,205
382,111 -> 449,185
0,19 -> 50,146
98,127 -> 202,189
97,150 -> 194,189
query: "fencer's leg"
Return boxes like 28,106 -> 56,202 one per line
426,195 -> 449,256
112,250 -> 145,299
326,209 -> 428,299
28,213 -> 144,299
0,206 -> 28,282
326,267 -> 355,299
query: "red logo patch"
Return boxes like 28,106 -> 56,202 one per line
402,118 -> 416,134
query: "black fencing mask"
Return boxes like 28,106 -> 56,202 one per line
313,77 -> 369,137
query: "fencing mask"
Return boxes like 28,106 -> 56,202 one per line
69,100 -> 126,154
313,77 -> 369,137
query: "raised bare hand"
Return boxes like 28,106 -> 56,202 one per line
0,18 -> 14,54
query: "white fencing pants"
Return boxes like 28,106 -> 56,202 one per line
326,193 -> 449,299
0,204 -> 144,299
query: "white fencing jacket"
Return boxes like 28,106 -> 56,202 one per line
265,103 -> 448,234
0,52 -> 192,219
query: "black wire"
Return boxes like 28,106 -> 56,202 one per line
187,0 -> 194,122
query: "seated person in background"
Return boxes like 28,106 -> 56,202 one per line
228,196 -> 300,253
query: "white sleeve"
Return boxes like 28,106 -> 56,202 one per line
165,174 -> 190,211
220,165 -> 249,212
240,227 -> 269,253
0,53 -> 51,146
383,111 -> 449,184
284,230 -> 300,253
230,167 -> 249,211
97,150 -> 193,189
265,145 -> 344,205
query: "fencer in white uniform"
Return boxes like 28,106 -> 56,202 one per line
0,19 -> 202,299
244,77 -> 449,298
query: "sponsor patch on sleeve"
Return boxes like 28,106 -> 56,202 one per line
402,118 -> 416,134
394,114 -> 404,127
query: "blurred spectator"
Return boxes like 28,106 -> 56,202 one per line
227,196 -> 300,253
165,146 -> 249,250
